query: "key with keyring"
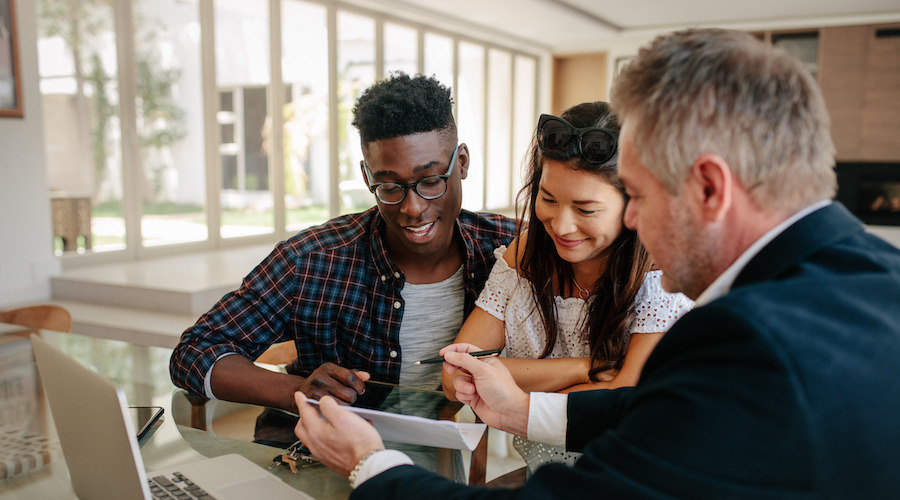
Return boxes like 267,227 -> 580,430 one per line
269,440 -> 317,473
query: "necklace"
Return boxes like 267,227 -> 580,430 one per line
573,280 -> 591,299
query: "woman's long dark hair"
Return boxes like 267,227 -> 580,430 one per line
515,101 -> 652,381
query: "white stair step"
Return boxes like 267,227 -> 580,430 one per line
48,299 -> 198,349
50,244 -> 272,316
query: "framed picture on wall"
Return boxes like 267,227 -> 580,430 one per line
0,0 -> 22,118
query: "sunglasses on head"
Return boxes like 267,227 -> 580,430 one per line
537,114 -> 618,165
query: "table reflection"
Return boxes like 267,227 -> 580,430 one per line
0,325 -> 54,481
171,380 -> 468,488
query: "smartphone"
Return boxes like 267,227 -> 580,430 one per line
129,405 -> 164,440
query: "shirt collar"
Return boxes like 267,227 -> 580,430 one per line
694,200 -> 832,306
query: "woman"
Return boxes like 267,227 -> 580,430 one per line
441,102 -> 693,472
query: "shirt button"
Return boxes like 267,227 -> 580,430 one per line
470,272 -> 475,278
380,275 -> 386,282
393,301 -> 401,309
389,350 -> 398,358
393,272 -> 400,278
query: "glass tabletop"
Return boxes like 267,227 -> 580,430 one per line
0,323 -> 472,499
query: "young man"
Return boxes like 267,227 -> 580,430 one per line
169,74 -> 516,411
292,29 -> 900,499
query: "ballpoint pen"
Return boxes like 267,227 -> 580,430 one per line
413,347 -> 503,365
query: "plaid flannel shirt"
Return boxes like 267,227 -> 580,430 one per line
169,207 -> 516,397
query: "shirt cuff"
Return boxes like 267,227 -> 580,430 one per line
526,392 -> 568,447
351,450 -> 414,488
203,352 -> 238,399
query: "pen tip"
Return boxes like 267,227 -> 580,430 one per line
413,361 -> 421,365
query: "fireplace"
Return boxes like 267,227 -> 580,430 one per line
835,162 -> 900,227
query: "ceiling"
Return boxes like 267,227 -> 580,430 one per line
377,0 -> 900,52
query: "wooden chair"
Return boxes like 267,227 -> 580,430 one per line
254,340 -> 298,365
0,305 -> 73,333
485,466 -> 526,488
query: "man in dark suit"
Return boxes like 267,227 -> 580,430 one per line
292,28 -> 900,499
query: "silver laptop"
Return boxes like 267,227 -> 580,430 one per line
30,334 -> 312,500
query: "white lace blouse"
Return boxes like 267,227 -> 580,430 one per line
474,246 -> 694,473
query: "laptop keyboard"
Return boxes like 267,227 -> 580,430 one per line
149,471 -> 212,499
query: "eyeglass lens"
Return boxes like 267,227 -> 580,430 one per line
580,130 -> 615,163
538,117 -> 615,164
375,177 -> 446,203
538,120 -> 572,149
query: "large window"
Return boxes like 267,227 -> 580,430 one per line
486,49 -> 513,210
336,11 -> 376,215
39,0 -> 123,254
424,32 -> 453,89
457,41 -> 485,211
215,0 -> 273,238
384,22 -> 417,76
281,0 -> 329,232
137,0 -> 207,248
37,0 -> 541,263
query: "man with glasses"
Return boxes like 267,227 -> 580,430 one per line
169,73 -> 516,411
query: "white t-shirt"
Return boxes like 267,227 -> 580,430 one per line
397,265 -> 465,389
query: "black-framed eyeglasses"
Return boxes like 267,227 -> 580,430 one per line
537,114 -> 618,165
363,143 -> 460,205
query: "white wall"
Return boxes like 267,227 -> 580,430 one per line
0,1 -> 60,307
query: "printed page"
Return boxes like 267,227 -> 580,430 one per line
304,399 -> 486,451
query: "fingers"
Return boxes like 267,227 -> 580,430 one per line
443,350 -> 492,376
294,391 -> 312,419
301,363 -> 368,404
307,376 -> 359,404
439,343 -> 482,357
452,372 -> 475,397
317,395 -> 367,428
443,348 -> 480,378
327,364 -> 367,395
294,392 -> 321,443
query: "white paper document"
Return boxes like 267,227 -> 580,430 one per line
305,399 -> 486,451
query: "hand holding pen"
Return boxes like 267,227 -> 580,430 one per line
414,347 -> 502,365
438,343 -> 529,436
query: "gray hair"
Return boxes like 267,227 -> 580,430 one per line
610,28 -> 836,213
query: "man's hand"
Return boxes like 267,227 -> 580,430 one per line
297,362 -> 370,405
293,392 -> 384,479
440,344 -> 530,436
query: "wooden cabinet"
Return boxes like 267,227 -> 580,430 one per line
819,24 -> 900,162
551,52 -> 608,115
756,24 -> 900,162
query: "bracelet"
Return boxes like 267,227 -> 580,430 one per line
348,449 -> 380,485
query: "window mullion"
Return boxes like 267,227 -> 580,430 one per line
269,0 -> 286,238
200,0 -> 222,246
327,6 -> 340,218
375,18 -> 384,81
115,0 -> 141,258
481,47 -> 489,210
508,55 -> 516,210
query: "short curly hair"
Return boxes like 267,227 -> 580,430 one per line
352,72 -> 456,147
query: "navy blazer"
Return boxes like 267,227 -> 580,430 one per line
354,203 -> 900,499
